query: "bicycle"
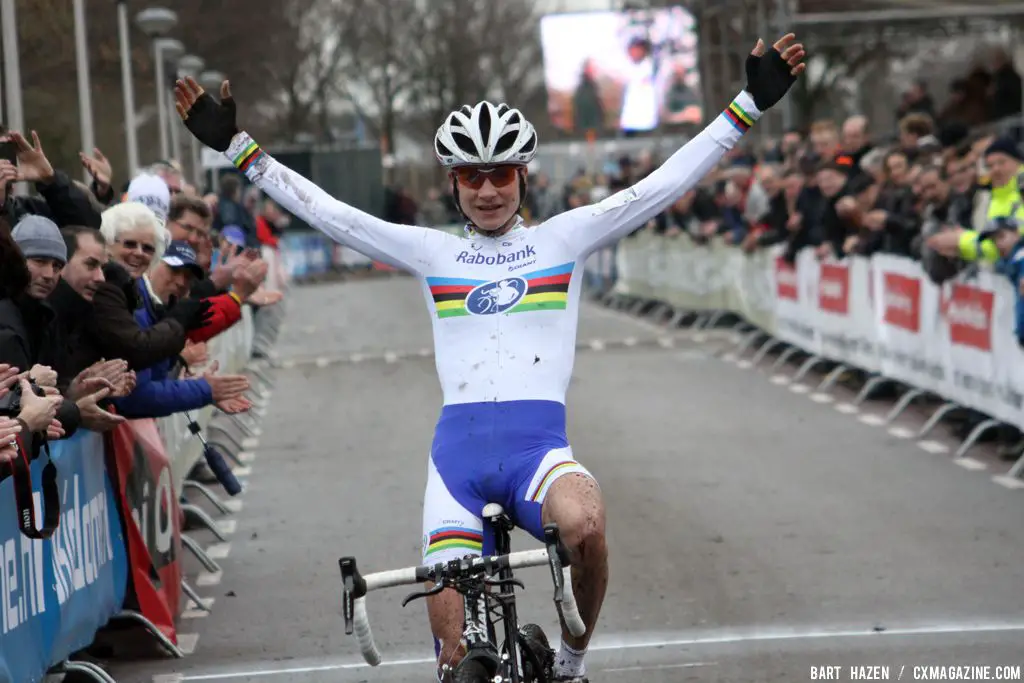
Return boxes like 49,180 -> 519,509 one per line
340,503 -> 586,682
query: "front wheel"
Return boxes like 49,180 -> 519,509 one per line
453,658 -> 492,683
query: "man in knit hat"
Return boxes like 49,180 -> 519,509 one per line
0,215 -> 124,438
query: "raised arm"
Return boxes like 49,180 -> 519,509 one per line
547,34 -> 807,257
174,78 -> 456,275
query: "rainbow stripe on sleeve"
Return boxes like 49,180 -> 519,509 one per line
426,262 -> 575,319
722,99 -> 755,134
232,140 -> 265,172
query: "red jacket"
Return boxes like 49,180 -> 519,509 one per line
188,292 -> 243,343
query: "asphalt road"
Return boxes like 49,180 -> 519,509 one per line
109,275 -> 1024,683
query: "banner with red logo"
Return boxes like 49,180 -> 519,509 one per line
608,234 -> 1024,430
104,419 -> 183,643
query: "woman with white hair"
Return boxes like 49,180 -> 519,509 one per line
100,200 -> 167,277
70,202 -> 214,371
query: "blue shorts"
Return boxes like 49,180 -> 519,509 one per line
420,400 -> 593,564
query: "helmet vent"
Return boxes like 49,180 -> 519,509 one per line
478,105 -> 492,145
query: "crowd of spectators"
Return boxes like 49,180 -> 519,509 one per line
0,125 -> 287,486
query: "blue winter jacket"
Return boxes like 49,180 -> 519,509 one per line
111,279 -> 214,418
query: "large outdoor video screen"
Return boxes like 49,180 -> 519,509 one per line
540,6 -> 701,136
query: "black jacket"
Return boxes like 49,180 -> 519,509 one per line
78,262 -> 187,372
0,294 -> 82,447
0,171 -> 103,229
47,278 -> 96,387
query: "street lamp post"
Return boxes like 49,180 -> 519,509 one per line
117,0 -> 141,177
1,0 -> 26,196
135,7 -> 178,161
73,0 -> 95,183
178,54 -> 204,184
154,38 -> 184,161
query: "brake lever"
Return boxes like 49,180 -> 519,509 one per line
339,557 -> 366,635
543,524 -> 570,604
484,577 -> 526,591
401,581 -> 446,607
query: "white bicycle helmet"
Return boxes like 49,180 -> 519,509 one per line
434,101 -> 538,168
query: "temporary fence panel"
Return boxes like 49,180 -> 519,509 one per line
0,431 -> 129,683
0,304 -> 259,679
612,234 -> 1024,429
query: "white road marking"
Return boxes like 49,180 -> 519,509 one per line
224,499 -> 244,513
858,414 -> 885,427
623,336 -> 638,347
172,622 -> 1024,680
590,339 -> 605,351
918,440 -> 950,454
807,391 -> 833,403
196,570 -> 222,587
770,374 -> 790,385
231,466 -> 252,477
692,333 -> 707,343
384,351 -> 399,363
315,357 -> 329,368
350,353 -> 364,363
992,475 -> 1024,489
736,360 -> 753,369
954,458 -> 988,471
152,675 -> 184,683
722,352 -> 737,362
658,337 -> 675,348
218,519 -> 238,536
835,403 -> 859,414
418,348 -> 432,357
281,360 -> 295,369
182,597 -> 215,619
206,542 -> 232,560
242,437 -> 260,450
238,451 -> 255,464
178,633 -> 200,655
887,426 -> 915,439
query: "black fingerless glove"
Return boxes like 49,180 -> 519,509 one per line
167,297 -> 214,332
184,91 -> 239,153
745,47 -> 797,111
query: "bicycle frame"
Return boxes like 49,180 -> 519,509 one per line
339,515 -> 585,681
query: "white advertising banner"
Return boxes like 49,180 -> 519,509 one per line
612,235 -> 1024,430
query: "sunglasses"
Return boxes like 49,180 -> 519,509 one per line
452,165 -> 522,190
119,239 -> 156,255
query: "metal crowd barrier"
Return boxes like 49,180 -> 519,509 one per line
600,231 -> 1024,477
0,300 -> 286,683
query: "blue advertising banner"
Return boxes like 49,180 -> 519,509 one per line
0,431 -> 129,683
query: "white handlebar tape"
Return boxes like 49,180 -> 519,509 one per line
353,597 -> 382,666
559,566 -> 586,637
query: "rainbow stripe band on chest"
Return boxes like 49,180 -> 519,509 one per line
428,261 -> 575,318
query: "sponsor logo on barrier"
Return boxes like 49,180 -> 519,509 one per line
0,499 -> 46,635
944,284 -> 994,352
883,273 -> 921,332
0,475 -> 116,636
53,474 -> 116,606
775,257 -> 798,300
455,245 -> 536,265
818,263 -> 849,315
